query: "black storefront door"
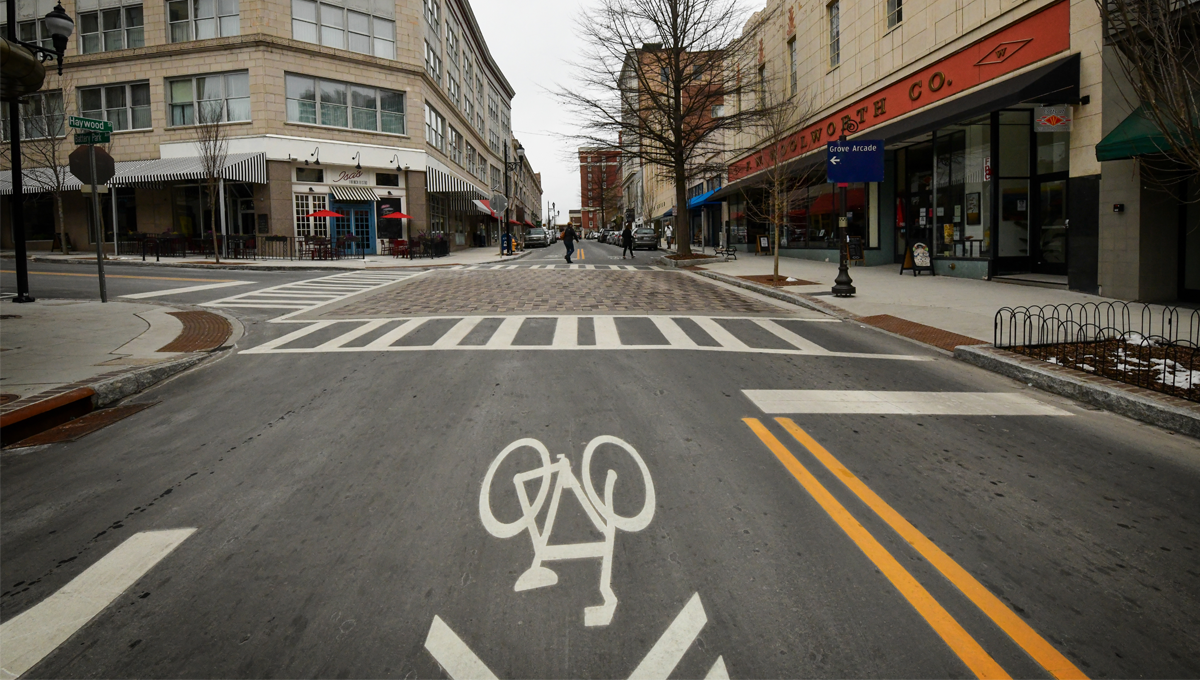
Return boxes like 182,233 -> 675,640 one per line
1033,174 -> 1068,275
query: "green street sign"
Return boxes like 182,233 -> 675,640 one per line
74,131 -> 110,145
68,115 -> 112,133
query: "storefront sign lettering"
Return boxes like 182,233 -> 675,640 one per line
728,1 -> 1070,181
332,169 -> 369,185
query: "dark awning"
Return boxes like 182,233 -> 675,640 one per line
687,188 -> 721,209
1095,105 -> 1178,162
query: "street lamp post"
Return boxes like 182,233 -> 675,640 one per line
4,2 -> 74,303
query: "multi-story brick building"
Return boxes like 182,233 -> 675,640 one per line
1,0 -> 529,254
578,147 -> 620,234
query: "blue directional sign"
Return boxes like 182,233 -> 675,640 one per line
826,140 -> 884,183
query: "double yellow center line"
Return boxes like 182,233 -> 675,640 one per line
744,417 -> 1086,680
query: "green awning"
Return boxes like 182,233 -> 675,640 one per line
1095,105 -> 1177,162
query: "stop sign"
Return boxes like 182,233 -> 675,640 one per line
69,145 -> 116,186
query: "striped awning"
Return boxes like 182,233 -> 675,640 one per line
0,160 -> 150,195
471,199 -> 498,218
331,185 -> 378,202
110,152 -> 267,187
426,166 -> 486,197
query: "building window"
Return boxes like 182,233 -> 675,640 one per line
425,102 -> 446,151
423,0 -> 439,29
294,193 -> 328,238
828,1 -> 840,67
448,126 -> 463,165
168,71 -> 250,126
296,167 -> 324,182
887,0 -> 902,28
446,27 -> 458,65
291,0 -> 395,58
490,165 -> 501,191
0,91 -> 64,141
1,18 -> 53,50
488,93 -> 498,125
79,82 -> 151,131
465,142 -> 477,176
285,74 -> 405,134
711,104 -> 724,118
377,172 -> 400,186
788,38 -> 797,96
79,4 -> 143,53
488,130 -> 501,155
425,40 -> 442,83
757,64 -> 766,105
168,0 -> 239,42
448,76 -> 460,107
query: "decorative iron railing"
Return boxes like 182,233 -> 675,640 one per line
994,302 -> 1200,402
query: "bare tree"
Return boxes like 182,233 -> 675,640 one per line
1,73 -> 73,253
194,99 -> 228,263
1097,0 -> 1200,180
739,86 -> 821,281
558,0 -> 778,256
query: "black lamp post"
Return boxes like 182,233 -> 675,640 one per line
831,136 -> 856,297
503,141 -> 525,238
5,1 -> 73,303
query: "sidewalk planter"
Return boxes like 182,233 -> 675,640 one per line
655,255 -> 719,268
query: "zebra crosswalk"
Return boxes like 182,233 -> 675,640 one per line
202,271 -> 421,314
459,264 -> 658,271
241,315 -> 928,360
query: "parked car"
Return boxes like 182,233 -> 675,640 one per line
525,227 -> 550,248
633,227 -> 658,250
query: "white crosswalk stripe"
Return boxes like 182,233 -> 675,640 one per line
465,264 -> 661,271
202,271 -> 421,315
241,315 -> 928,360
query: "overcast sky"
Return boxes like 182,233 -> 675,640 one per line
471,0 -> 588,225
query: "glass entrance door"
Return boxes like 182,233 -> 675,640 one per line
1033,177 -> 1068,274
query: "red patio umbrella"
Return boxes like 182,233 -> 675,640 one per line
379,211 -> 413,219
307,209 -> 344,218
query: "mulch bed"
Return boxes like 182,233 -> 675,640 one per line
738,274 -> 818,287
857,315 -> 986,352
1013,339 -> 1199,402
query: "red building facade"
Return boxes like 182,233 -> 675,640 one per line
578,148 -> 622,233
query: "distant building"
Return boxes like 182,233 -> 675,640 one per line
578,148 -> 621,234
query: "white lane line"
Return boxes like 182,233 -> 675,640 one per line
0,529 -> 195,679
486,317 -> 524,347
705,656 -> 730,679
742,390 -> 1074,416
314,319 -> 389,350
650,316 -> 698,348
434,317 -> 483,348
424,616 -> 498,680
753,318 -> 828,354
242,321 -> 337,353
629,593 -> 707,680
593,316 -> 621,347
692,317 -> 749,350
119,280 -> 249,299
364,319 -> 425,349
552,316 -> 579,347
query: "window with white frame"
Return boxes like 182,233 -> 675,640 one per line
168,71 -> 249,126
487,92 -> 498,125
291,0 -> 395,58
448,126 -> 463,165
425,102 -> 446,151
0,91 -> 64,141
488,130 -> 501,155
423,0 -> 438,28
0,17 -> 53,50
425,40 -> 442,83
788,38 -> 797,96
79,82 -> 151,131
465,142 -> 477,176
828,0 -> 840,67
501,105 -> 510,134
448,75 -> 460,108
445,26 -> 458,65
79,3 -> 144,53
168,0 -> 239,42
285,74 -> 405,134
294,193 -> 329,237
887,0 -> 902,28
490,165 -> 501,191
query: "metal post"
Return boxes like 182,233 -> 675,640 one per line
111,185 -> 118,257
831,135 -> 856,297
218,177 -> 227,259
6,0 -> 34,303
88,144 -> 108,302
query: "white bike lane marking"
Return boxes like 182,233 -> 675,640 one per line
425,437 -> 725,679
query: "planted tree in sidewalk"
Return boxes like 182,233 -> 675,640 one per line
557,0 -> 779,257
1096,0 -> 1200,180
194,98 -> 228,263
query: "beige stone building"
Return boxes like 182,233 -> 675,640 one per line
1,0 -> 532,255
712,0 -> 1198,300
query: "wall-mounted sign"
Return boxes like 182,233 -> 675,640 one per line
1034,105 -> 1073,132
330,168 -> 370,185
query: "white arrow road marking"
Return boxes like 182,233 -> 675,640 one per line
424,616 -> 499,680
743,390 -> 1073,416
119,280 -> 250,299
0,529 -> 196,679
705,656 -> 730,679
628,593 -> 708,680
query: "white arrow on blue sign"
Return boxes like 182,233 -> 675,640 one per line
826,140 -> 884,183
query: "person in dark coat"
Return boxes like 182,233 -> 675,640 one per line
563,224 -> 577,263
621,225 -> 635,259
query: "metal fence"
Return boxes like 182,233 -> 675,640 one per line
994,302 -> 1200,402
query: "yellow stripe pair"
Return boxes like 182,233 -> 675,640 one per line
744,417 -> 1086,680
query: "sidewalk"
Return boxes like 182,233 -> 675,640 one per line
0,298 -> 237,446
3,247 -> 531,271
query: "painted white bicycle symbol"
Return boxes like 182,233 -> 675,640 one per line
478,436 -> 655,627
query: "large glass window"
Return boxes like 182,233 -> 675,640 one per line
887,0 -> 902,28
997,111 -> 1031,259
423,0 -> 439,29
788,38 -> 797,96
1037,130 -> 1070,175
291,0 -> 395,58
79,4 -> 143,53
285,74 -> 405,134
168,0 -> 239,42
168,72 -> 249,126
294,193 -> 328,238
828,0 -> 840,67
1,91 -> 65,141
80,82 -> 152,131
448,126 -> 463,165
425,102 -> 446,151
425,40 -> 442,83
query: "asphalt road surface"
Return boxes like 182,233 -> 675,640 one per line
2,253 -> 1198,679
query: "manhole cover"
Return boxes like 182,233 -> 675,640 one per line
0,394 -> 19,404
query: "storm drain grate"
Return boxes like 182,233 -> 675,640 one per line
6,403 -> 156,448
857,314 -> 986,352
158,311 -> 232,353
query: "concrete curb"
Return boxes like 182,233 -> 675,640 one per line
955,345 -> 1200,439
0,388 -> 97,447
90,353 -> 211,408
690,269 -> 842,316
654,255 -> 720,269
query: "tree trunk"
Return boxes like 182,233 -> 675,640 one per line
209,181 -> 221,263
674,164 -> 690,256
55,192 -> 67,254
773,176 -> 781,280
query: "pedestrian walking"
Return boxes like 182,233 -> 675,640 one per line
665,224 -> 673,250
621,225 -> 635,259
563,224 -> 577,263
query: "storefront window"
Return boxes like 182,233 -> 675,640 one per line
1036,130 -> 1070,175
998,111 -> 1031,261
